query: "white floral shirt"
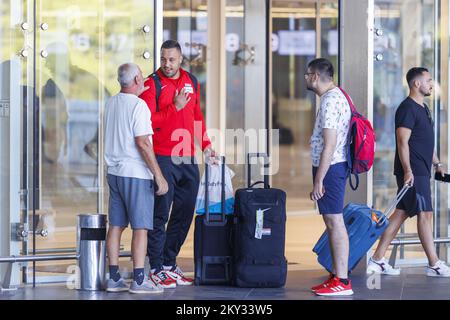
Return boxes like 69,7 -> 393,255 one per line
310,87 -> 351,167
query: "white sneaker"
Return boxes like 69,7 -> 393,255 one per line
164,265 -> 194,286
426,260 -> 450,277
149,271 -> 177,289
367,257 -> 401,275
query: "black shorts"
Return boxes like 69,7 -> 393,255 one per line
395,175 -> 433,217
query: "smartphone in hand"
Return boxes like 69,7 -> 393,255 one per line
435,172 -> 450,182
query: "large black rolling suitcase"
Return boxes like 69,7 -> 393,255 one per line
232,153 -> 287,287
194,157 -> 233,285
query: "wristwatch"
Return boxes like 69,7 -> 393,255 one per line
433,162 -> 443,168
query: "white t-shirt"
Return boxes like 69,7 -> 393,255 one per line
104,93 -> 154,179
310,87 -> 351,167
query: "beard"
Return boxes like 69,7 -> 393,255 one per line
162,67 -> 178,78
420,86 -> 432,97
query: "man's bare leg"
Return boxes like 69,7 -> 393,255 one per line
372,209 -> 409,261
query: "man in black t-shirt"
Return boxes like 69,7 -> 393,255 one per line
367,67 -> 450,277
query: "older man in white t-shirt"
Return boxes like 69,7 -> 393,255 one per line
104,63 -> 168,294
305,58 -> 353,296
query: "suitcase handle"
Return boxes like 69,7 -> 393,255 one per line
247,153 -> 269,188
249,181 -> 271,189
376,183 -> 412,227
204,156 -> 227,226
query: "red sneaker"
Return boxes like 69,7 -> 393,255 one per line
311,273 -> 334,292
149,270 -> 177,289
314,277 -> 353,296
165,265 -> 194,286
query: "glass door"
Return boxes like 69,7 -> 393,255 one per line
162,0 -> 208,116
160,0 -> 270,272
224,0 -> 270,188
0,0 -> 32,288
26,0 -> 155,283
225,0 -> 245,188
158,0 -> 209,273
372,0 -> 448,266
270,0 -> 339,270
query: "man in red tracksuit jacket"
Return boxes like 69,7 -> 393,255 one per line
140,40 -> 215,288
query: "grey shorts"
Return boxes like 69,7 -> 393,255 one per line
107,174 -> 154,230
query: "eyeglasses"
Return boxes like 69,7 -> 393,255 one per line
304,72 -> 316,79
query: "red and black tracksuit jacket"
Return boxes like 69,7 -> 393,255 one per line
139,68 -> 211,157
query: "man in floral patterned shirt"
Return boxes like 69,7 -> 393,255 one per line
305,58 -> 352,296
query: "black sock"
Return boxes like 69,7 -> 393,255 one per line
134,268 -> 145,285
154,267 -> 163,275
339,278 -> 349,285
109,265 -> 121,282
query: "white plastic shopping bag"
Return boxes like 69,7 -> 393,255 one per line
195,162 -> 235,215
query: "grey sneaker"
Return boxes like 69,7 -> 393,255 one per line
105,278 -> 129,292
129,279 -> 164,294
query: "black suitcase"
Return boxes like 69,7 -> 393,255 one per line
232,153 -> 287,288
194,157 -> 233,285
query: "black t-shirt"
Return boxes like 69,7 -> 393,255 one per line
394,97 -> 434,177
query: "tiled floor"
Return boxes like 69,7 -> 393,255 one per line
2,267 -> 450,300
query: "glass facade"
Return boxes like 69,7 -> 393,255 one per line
270,0 -> 339,269
225,0 -> 246,188
162,0 -> 208,115
0,0 -> 29,285
1,0 -> 155,282
1,0 -> 449,285
271,0 -> 339,215
372,0 -> 448,264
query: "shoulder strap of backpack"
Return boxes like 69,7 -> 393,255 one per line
151,71 -> 197,112
338,87 -> 357,115
340,87 -> 360,191
186,71 -> 198,93
150,72 -> 161,112
349,173 -> 359,191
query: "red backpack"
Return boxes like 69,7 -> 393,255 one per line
338,87 -> 376,190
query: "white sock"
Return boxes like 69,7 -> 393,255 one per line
151,268 -> 156,274
163,265 -> 173,271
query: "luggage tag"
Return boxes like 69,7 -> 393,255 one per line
255,208 -> 271,239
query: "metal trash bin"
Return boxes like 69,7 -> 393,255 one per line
77,214 -> 107,291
